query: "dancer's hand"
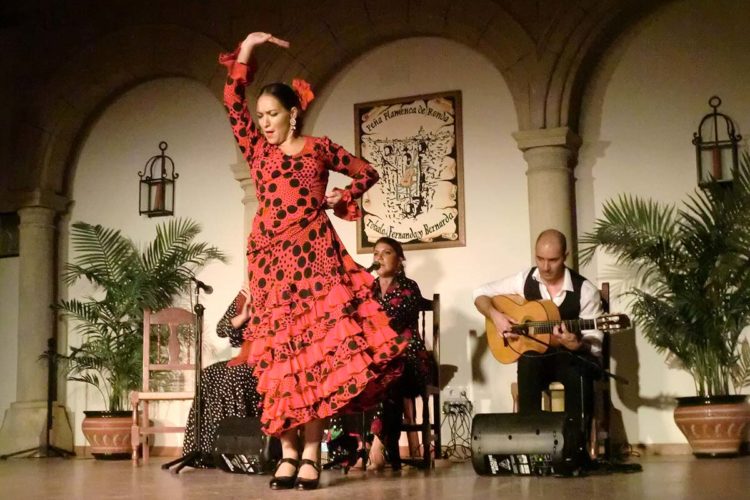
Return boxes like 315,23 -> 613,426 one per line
238,32 -> 290,63
325,190 -> 343,208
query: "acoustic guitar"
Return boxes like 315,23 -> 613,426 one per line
485,294 -> 630,364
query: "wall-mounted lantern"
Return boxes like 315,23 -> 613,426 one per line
692,96 -> 741,186
138,141 -> 178,217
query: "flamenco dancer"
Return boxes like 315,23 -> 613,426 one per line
221,32 -> 407,490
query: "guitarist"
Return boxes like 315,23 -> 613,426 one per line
472,229 -> 602,466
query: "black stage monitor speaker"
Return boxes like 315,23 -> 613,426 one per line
212,417 -> 281,474
471,412 -> 579,476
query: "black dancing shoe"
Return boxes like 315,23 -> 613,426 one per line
294,458 -> 321,490
269,457 -> 299,490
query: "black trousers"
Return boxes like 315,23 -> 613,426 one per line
517,349 -> 598,428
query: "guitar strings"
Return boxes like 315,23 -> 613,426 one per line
511,319 -> 594,333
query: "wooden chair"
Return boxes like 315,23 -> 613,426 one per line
400,293 -> 441,469
130,307 -> 197,465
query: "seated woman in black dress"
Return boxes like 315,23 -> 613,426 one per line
182,288 -> 263,466
327,237 -> 434,471
369,237 -> 434,469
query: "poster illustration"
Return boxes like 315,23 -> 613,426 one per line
355,91 -> 465,251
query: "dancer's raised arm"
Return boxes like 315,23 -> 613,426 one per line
220,32 -> 290,162
237,32 -> 290,64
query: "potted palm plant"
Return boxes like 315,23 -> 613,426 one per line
58,218 -> 226,458
579,156 -> 750,457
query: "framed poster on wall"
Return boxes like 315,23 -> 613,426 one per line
355,91 -> 465,252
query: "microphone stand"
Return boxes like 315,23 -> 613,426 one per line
162,283 -> 205,473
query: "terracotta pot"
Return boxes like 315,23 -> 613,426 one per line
673,395 -> 750,457
81,410 -> 132,460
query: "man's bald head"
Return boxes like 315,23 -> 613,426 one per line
534,229 -> 568,285
536,229 -> 567,255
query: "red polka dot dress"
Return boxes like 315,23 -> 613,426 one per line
221,49 -> 407,436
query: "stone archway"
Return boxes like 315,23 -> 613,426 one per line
12,25 -> 227,200
12,1 -> 669,203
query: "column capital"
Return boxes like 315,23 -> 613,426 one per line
18,205 -> 57,228
13,188 -> 71,213
230,162 -> 257,207
230,162 -> 251,183
512,126 -> 582,152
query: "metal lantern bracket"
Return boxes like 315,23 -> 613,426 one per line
138,141 -> 179,217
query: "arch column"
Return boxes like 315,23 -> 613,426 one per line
0,191 -> 73,455
16,206 -> 57,402
513,127 -> 581,264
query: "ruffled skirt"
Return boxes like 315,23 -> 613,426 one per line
231,215 -> 406,435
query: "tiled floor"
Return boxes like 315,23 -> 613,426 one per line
1,455 -> 748,499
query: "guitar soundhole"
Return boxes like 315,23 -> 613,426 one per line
508,435 -> 513,440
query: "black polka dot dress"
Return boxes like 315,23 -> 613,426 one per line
220,48 -> 408,436
182,293 -> 262,466
372,274 -> 434,398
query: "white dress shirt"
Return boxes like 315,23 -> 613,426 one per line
473,267 -> 604,356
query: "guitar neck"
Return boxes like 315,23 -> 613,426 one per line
511,318 -> 596,334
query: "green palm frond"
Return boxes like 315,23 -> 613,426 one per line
139,218 -> 227,311
580,156 -> 750,396
59,217 -> 225,411
731,340 -> 750,394
63,222 -> 139,288
579,195 -> 681,290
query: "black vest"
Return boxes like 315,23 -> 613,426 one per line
523,267 -> 584,320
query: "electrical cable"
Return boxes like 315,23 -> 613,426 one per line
440,393 -> 473,461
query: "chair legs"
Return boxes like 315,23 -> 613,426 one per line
129,395 -> 151,466
130,393 -> 140,466
421,393 -> 430,467
399,391 -> 440,468
433,392 -> 441,459
141,402 -> 150,465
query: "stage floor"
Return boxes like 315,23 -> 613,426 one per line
1,455 -> 748,499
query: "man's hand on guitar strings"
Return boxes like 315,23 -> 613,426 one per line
490,309 -> 519,343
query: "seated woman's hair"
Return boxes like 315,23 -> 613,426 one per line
375,236 -> 405,261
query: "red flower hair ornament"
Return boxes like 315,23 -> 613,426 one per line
292,78 -> 315,111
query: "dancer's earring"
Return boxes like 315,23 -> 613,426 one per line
290,116 -> 297,132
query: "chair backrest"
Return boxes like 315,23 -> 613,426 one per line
417,293 -> 440,387
142,307 -> 197,392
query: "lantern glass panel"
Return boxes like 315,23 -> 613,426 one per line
164,180 -> 174,213
140,180 -> 150,213
699,146 -> 734,183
